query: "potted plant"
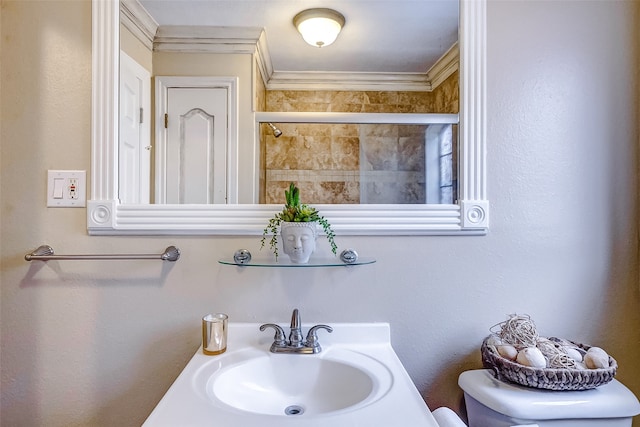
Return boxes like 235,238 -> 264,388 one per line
261,182 -> 337,263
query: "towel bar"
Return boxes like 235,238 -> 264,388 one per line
25,245 -> 180,262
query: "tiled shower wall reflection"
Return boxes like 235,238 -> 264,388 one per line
261,72 -> 458,204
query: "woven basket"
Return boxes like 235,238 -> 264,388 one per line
481,336 -> 617,391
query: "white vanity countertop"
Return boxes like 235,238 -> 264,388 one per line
143,323 -> 440,427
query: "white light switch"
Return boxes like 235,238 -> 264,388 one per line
53,178 -> 65,199
47,170 -> 86,207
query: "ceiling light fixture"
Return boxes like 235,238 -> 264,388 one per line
293,8 -> 345,48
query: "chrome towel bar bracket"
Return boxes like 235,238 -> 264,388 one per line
25,245 -> 181,262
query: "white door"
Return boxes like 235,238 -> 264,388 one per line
155,76 -> 238,204
119,51 -> 151,203
164,87 -> 228,204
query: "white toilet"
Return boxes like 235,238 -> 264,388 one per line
458,369 -> 640,427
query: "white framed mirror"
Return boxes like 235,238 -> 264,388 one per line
88,0 -> 487,235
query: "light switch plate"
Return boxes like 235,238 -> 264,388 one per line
47,170 -> 86,207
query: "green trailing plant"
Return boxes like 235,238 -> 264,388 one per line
261,182 -> 338,260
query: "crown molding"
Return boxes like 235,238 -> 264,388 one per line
254,30 -> 273,87
426,42 -> 459,88
265,71 -> 432,92
153,26 -> 264,54
119,0 -> 157,50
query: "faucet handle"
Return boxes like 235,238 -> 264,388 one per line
304,324 -> 333,350
259,323 -> 287,346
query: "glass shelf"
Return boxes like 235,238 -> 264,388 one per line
218,258 -> 376,268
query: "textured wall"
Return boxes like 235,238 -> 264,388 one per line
1,2 -> 639,426
263,73 -> 459,204
265,73 -> 459,114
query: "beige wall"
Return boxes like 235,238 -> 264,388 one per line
120,23 -> 152,72
2,1 -> 640,426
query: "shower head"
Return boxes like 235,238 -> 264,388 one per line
267,123 -> 283,138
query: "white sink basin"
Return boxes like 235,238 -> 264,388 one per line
207,349 -> 391,416
143,323 -> 440,427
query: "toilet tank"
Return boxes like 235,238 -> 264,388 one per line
459,370 -> 640,427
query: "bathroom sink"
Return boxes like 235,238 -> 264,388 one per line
206,349 -> 391,416
143,323 -> 440,427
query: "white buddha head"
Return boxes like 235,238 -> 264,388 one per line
281,222 -> 318,263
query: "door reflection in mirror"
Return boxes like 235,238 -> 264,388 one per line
154,77 -> 236,204
163,89 -> 227,204
119,51 -> 151,204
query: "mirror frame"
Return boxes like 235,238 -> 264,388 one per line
89,0 -> 487,236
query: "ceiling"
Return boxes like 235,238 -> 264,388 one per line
136,0 -> 459,76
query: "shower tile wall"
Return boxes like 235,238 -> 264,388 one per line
262,71 -> 458,204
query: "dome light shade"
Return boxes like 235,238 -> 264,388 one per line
293,8 -> 345,48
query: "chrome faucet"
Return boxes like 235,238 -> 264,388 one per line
259,309 -> 333,354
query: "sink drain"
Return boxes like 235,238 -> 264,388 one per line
284,405 -> 305,416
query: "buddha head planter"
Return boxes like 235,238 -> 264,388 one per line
261,182 -> 337,263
